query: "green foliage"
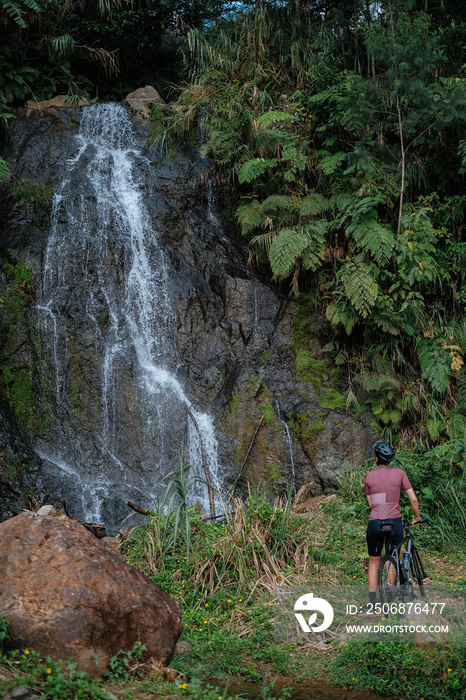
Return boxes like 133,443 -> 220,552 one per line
169,0 -> 466,447
104,641 -> 147,681
260,402 -> 275,426
329,640 -> 466,700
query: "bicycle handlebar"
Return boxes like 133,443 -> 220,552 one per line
404,513 -> 434,529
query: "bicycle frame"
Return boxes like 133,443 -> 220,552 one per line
379,515 -> 433,603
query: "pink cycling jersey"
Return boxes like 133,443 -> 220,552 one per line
364,464 -> 412,520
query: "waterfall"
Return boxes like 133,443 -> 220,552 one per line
275,402 -> 296,495
35,103 -> 220,530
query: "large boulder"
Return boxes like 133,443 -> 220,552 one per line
0,511 -> 182,676
124,85 -> 165,119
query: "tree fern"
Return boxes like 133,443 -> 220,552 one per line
0,0 -> 41,29
417,339 -> 451,395
261,194 -> 296,214
347,211 -> 395,265
301,221 -> 326,271
236,201 -> 265,235
268,227 -> 308,279
325,302 -> 358,335
238,158 -> 279,184
338,258 -> 378,318
299,194 -> 331,216
255,110 -> 296,129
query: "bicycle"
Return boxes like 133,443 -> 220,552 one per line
379,514 -> 434,603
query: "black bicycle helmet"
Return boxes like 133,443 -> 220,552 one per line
374,441 -> 396,463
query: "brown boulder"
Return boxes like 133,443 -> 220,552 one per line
0,512 -> 182,676
26,95 -> 90,114
124,86 -> 166,119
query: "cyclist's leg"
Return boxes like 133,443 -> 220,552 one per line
366,520 -> 384,601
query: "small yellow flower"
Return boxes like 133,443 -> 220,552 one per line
24,650 -> 30,655
46,668 -> 52,674
227,599 -> 231,603
179,682 -> 188,689
448,668 -> 452,673
205,603 -> 209,607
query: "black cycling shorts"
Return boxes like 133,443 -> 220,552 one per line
366,517 -> 403,557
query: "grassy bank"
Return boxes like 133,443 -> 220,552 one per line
1,442 -> 465,699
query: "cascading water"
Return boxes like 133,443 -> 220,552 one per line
35,103 -> 220,530
275,402 -> 296,495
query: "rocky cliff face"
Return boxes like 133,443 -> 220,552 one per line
0,101 -> 375,530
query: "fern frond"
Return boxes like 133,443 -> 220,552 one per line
301,221 -> 326,272
250,230 -> 276,252
261,194 -> 296,214
256,110 -> 297,129
1,0 -> 41,28
268,227 -> 308,279
325,301 -> 358,335
318,150 -> 347,175
418,339 -> 451,395
338,258 -> 378,318
347,211 -> 395,265
372,307 -> 403,335
47,34 -> 76,58
360,373 -> 400,392
238,158 -> 279,184
236,201 -> 265,235
0,157 -> 10,183
299,194 -> 331,216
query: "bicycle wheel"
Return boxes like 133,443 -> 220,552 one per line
379,554 -> 398,603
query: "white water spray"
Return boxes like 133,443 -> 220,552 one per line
36,103 -> 220,527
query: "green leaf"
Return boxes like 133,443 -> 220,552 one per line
238,158 -> 279,184
299,194 -> 331,216
338,258 -> 379,318
301,221 -> 326,272
0,157 -> 10,183
236,201 -> 264,235
347,211 -> 395,265
256,110 -> 297,129
418,339 -> 451,395
261,194 -> 296,215
269,227 -> 308,279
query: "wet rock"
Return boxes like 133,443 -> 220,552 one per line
0,104 -> 377,529
1,688 -> 43,699
0,512 -> 182,676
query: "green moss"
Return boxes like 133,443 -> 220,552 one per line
2,365 -> 37,430
260,440 -> 270,455
320,388 -> 346,410
149,104 -> 167,135
302,418 -> 325,441
258,349 -> 273,366
260,402 -> 275,426
265,463 -> 281,486
10,182 -> 54,205
291,298 -> 314,351
295,349 -> 341,401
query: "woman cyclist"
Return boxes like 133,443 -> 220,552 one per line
364,442 -> 421,605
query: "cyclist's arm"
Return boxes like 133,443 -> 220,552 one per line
366,495 -> 372,509
405,488 -> 421,525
